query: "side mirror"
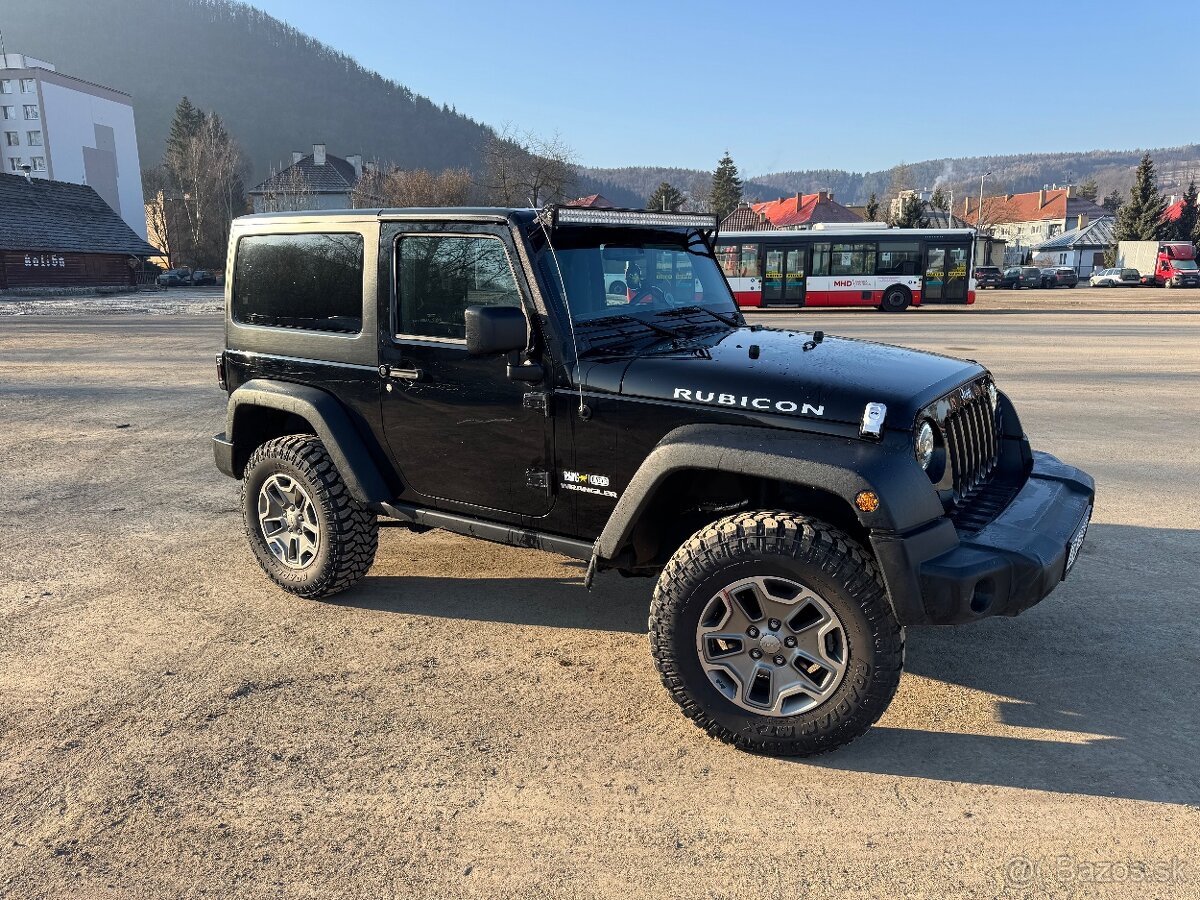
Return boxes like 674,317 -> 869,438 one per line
465,305 -> 529,357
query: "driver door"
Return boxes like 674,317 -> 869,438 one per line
379,225 -> 554,519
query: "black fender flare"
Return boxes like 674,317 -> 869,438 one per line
224,379 -> 390,503
596,423 -> 946,561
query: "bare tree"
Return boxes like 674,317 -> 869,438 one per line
142,165 -> 177,268
258,163 -> 316,213
482,127 -> 576,206
172,113 -> 248,266
353,165 -> 472,208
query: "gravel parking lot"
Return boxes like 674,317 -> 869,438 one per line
1,295 -> 1198,898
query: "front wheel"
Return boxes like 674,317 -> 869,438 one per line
241,435 -> 378,598
649,512 -> 903,756
879,286 -> 910,312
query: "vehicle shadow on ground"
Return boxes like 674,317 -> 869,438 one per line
338,523 -> 1198,805
812,523 -> 1200,805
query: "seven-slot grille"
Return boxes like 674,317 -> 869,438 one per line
943,381 -> 1001,507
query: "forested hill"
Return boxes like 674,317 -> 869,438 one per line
4,0 -> 493,181
586,145 -> 1200,209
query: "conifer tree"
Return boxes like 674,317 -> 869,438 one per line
647,181 -> 687,212
1173,179 -> 1198,244
1114,153 -> 1167,242
709,152 -> 743,220
930,187 -> 949,211
865,193 -> 880,222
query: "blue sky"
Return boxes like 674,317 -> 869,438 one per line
246,0 -> 1194,176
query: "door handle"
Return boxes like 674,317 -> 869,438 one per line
379,364 -> 426,381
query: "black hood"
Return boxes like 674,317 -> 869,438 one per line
585,327 -> 985,430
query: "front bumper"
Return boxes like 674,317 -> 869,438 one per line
873,452 -> 1095,626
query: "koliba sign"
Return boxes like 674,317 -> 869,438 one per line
24,254 -> 68,268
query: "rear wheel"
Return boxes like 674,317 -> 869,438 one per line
879,285 -> 910,312
649,511 -> 904,756
242,435 -> 378,598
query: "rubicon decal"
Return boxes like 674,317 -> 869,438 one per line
673,388 -> 824,417
561,471 -> 617,498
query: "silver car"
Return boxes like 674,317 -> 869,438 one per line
1089,267 -> 1140,287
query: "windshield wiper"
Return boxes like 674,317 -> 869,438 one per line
670,305 -> 742,329
579,313 -> 685,340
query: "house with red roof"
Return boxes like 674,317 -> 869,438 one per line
958,186 -> 1108,253
742,191 -> 862,230
564,193 -> 614,208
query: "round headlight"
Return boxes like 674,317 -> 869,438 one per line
987,381 -> 999,410
915,420 -> 935,470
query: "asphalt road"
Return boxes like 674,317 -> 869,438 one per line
1,298 -> 1197,899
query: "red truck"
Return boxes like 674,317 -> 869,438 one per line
1117,240 -> 1200,288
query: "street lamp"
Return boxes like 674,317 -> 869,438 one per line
978,172 -> 991,230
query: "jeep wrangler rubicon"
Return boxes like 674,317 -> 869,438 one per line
213,206 -> 1094,756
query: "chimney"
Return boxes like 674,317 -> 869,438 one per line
292,151 -> 303,165
347,154 -> 363,179
817,190 -> 830,204
1066,185 -> 1076,198
313,143 -> 326,166
1039,189 -> 1047,207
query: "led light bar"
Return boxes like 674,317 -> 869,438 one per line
553,207 -> 718,229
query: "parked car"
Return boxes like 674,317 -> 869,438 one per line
1040,267 -> 1078,288
974,265 -> 1002,288
1089,268 -> 1141,287
210,204 -> 1094,757
1001,266 -> 1041,289
157,268 -> 192,287
190,269 -> 217,286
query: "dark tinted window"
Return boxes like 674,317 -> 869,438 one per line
397,235 -> 521,340
877,242 -> 921,275
232,232 -> 364,333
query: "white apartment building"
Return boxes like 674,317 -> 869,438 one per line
0,53 -> 146,239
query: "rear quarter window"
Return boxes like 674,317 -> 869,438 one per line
232,232 -> 364,334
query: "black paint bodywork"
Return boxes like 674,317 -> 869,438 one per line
214,207 -> 1095,627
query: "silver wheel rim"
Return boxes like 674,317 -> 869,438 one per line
695,576 -> 848,717
257,473 -> 321,569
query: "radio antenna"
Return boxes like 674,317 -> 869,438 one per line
535,206 -> 586,418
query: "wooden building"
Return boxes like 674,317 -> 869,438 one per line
0,171 -> 158,290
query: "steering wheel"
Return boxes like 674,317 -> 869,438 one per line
629,284 -> 665,306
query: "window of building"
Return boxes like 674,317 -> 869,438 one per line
830,242 -> 877,276
2,106 -> 15,120
1059,253 -> 1067,265
232,232 -> 364,334
23,105 -> 39,120
8,157 -> 22,172
0,80 -> 12,94
31,156 -> 45,171
397,234 -> 522,340
4,131 -> 17,146
20,78 -> 36,93
27,130 -> 41,146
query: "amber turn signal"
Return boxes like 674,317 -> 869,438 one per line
855,491 -> 880,513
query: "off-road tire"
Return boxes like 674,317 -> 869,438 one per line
649,511 -> 903,756
241,435 -> 378,598
880,286 -> 910,312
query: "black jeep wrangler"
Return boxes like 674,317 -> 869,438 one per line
213,206 -> 1094,756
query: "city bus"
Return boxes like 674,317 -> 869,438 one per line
714,224 -> 977,311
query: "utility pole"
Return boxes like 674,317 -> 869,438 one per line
978,172 -> 992,231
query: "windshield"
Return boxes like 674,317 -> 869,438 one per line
1171,259 -> 1198,270
536,227 -> 740,352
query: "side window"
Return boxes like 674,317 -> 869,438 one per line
397,235 -> 521,340
811,242 -> 831,276
739,243 -> 759,277
232,232 -> 364,334
876,242 -> 920,276
716,245 -> 740,278
830,242 -> 877,276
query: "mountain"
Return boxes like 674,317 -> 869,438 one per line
3,0 -> 493,182
585,146 -> 1200,210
